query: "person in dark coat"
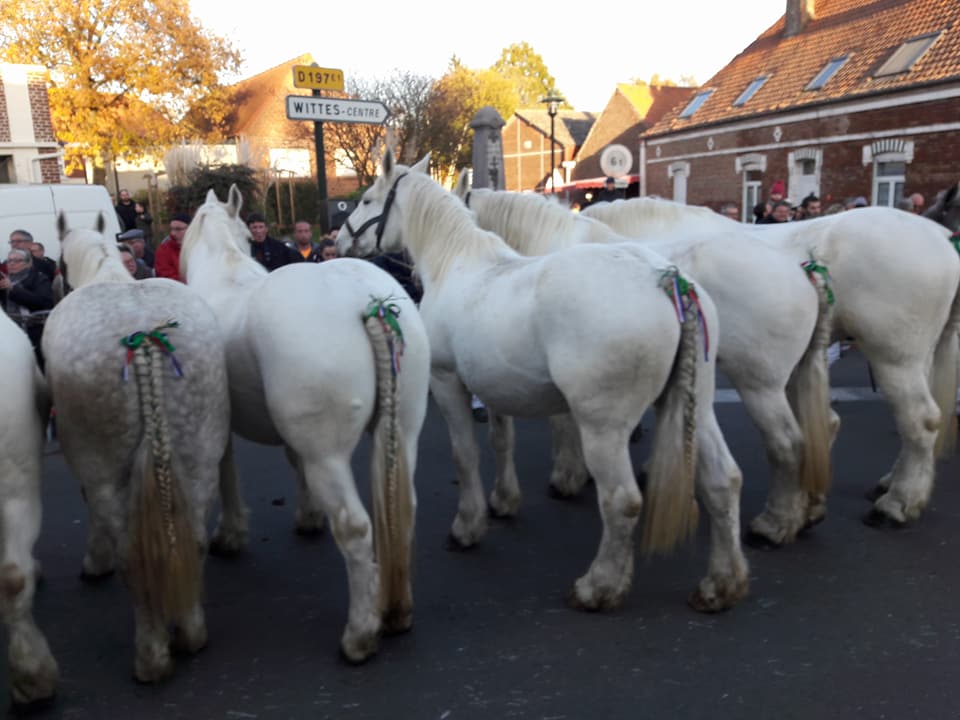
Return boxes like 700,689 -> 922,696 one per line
594,177 -> 621,204
371,249 -> 422,304
1,247 -> 54,369
246,212 -> 303,272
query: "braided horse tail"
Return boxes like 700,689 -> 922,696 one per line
788,260 -> 836,502
126,341 -> 201,629
641,292 -> 701,556
364,312 -> 415,634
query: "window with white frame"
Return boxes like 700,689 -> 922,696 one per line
668,161 -> 690,204
873,159 -> 906,207
788,148 -> 822,205
744,170 -> 763,221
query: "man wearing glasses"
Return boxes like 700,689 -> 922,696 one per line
1,238 -> 54,369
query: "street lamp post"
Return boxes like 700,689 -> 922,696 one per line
540,93 -> 563,193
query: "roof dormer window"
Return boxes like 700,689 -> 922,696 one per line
875,32 -> 940,77
733,75 -> 770,106
807,56 -> 848,90
678,89 -> 714,119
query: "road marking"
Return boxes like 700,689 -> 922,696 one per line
714,386 -> 883,404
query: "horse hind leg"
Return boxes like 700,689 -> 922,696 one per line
302,455 -> 381,663
80,481 -> 122,579
739,387 -> 808,546
864,361 -> 940,525
488,411 -> 522,517
1,494 -> 59,705
689,410 -> 750,612
568,424 -> 640,611
210,436 -> 250,555
286,445 -> 326,535
548,413 -> 589,498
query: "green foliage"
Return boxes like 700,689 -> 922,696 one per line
0,0 -> 241,170
165,164 -> 259,216
492,42 -> 565,108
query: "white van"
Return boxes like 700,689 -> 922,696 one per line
0,184 -> 121,261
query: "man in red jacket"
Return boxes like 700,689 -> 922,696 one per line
154,212 -> 191,282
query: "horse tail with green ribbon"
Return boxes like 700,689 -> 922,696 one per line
641,267 -> 702,557
123,320 -> 201,629
363,296 -> 415,633
931,231 -> 960,458
790,254 -> 837,502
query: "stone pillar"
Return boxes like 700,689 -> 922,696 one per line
469,106 -> 506,190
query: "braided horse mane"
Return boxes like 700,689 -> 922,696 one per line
396,169 -> 518,286
582,196 -> 730,237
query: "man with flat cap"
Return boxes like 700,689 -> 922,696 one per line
117,228 -> 154,279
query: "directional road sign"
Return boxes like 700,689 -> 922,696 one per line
285,95 -> 390,125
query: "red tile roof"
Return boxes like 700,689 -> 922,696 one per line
646,0 -> 960,136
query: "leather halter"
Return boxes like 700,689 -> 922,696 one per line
344,173 -> 408,252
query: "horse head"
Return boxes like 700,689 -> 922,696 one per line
338,148 -> 429,258
181,185 -> 258,283
925,182 -> 960,233
56,211 -> 128,290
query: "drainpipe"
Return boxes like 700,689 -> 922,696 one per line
639,140 -> 647,197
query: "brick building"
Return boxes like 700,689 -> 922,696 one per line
641,0 -> 960,221
0,63 -> 61,184
501,108 -> 595,193
219,54 -> 359,199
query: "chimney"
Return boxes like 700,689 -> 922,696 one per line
785,0 -> 816,37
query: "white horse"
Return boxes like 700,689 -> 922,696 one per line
42,214 -> 237,683
0,313 -> 59,705
179,187 -> 431,662
339,149 -> 749,612
583,197 -> 960,525
457,184 -> 834,546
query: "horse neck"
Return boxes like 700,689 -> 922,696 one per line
469,192 -> 583,256
71,248 -> 133,288
181,213 -> 266,302
400,175 -> 511,285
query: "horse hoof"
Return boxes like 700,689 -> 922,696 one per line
800,512 -> 826,533
688,589 -> 732,614
339,636 -> 379,665
444,533 -> 475,552
382,608 -> 413,636
862,508 -> 906,529
742,529 -> 783,550
79,568 -> 115,584
863,485 -> 887,502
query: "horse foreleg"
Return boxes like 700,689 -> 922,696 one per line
210,436 -> 250,554
1,486 -> 59,705
548,413 -> 589,497
865,360 -> 940,525
80,482 -> 121,579
488,411 -> 521,517
302,456 -> 380,663
569,424 -> 640,611
285,445 -> 325,535
430,369 -> 487,547
739,387 -> 808,546
688,410 -> 750,612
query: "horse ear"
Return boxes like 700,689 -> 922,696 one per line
453,168 -> 470,199
57,211 -> 68,240
95,212 -> 105,235
411,153 -> 430,175
382,146 -> 395,177
206,188 -> 219,204
227,184 -> 243,218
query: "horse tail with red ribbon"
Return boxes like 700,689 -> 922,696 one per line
931,234 -> 960,459
364,297 -> 415,633
790,256 -> 836,501
125,323 -> 201,634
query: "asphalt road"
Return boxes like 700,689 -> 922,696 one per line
7,349 -> 960,720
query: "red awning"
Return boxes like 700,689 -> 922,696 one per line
547,174 -> 640,193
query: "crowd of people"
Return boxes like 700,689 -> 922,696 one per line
715,178 -> 929,224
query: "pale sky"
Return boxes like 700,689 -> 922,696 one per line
189,1 -> 786,111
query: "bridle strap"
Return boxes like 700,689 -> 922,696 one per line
345,172 -> 408,251
463,190 -> 472,209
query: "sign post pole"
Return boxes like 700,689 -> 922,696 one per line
312,87 -> 330,234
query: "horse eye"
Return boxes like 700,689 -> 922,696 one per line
362,198 -> 371,205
